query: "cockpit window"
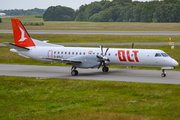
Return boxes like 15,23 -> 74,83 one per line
161,53 -> 169,57
155,53 -> 169,57
155,53 -> 162,57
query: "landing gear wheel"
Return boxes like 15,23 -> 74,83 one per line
102,67 -> 109,72
161,73 -> 166,77
71,70 -> 78,76
161,69 -> 166,77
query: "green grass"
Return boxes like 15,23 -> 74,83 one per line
0,76 -> 180,120
0,16 -> 43,30
1,15 -> 180,31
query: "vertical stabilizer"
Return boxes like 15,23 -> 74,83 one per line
11,18 -> 35,47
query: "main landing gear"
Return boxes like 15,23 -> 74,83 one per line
161,69 -> 166,77
102,66 -> 109,72
71,66 -> 78,76
71,66 -> 109,76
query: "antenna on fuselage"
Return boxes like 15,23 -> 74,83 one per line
132,43 -> 134,49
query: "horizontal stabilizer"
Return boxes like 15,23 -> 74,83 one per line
3,42 -> 29,51
43,57 -> 81,64
32,39 -> 64,47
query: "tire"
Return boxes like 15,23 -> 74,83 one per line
71,70 -> 78,76
75,70 -> 78,76
161,73 -> 166,77
102,67 -> 109,72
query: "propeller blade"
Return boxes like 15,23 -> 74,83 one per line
105,48 -> 109,56
96,55 -> 103,59
102,61 -> 105,67
100,45 -> 103,56
98,61 -> 102,69
102,61 -> 106,72
97,46 -> 110,62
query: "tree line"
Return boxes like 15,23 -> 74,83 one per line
0,8 -> 45,16
43,0 -> 180,22
1,0 -> 179,22
76,0 -> 180,22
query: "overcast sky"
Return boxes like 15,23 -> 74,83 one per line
0,0 -> 149,10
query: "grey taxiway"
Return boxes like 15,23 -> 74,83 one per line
0,64 -> 180,84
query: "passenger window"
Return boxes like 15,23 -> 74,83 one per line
83,52 -> 85,55
76,52 -> 78,55
72,52 -> 74,55
155,53 -> 161,57
54,51 -> 56,54
108,53 -> 111,56
61,52 -> 63,54
115,54 -> 117,56
65,52 -> 67,54
80,52 -> 82,55
69,52 -> 71,55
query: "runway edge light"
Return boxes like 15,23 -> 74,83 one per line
168,37 -> 174,49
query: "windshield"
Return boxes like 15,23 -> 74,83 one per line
155,53 -> 162,57
155,53 -> 169,57
161,53 -> 169,57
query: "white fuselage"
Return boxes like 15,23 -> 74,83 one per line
16,46 -> 178,68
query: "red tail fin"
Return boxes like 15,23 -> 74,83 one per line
11,18 -> 35,47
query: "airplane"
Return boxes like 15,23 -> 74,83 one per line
0,13 -> 6,16
3,18 -> 179,77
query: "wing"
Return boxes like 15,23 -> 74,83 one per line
43,57 -> 82,64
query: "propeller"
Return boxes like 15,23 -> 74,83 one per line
96,45 -> 110,69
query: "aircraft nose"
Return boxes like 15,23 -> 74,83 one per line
172,59 -> 179,67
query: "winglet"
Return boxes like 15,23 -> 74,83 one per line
11,18 -> 35,47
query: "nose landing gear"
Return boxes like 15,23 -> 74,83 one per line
161,69 -> 166,77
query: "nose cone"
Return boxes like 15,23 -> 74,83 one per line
172,59 -> 179,66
